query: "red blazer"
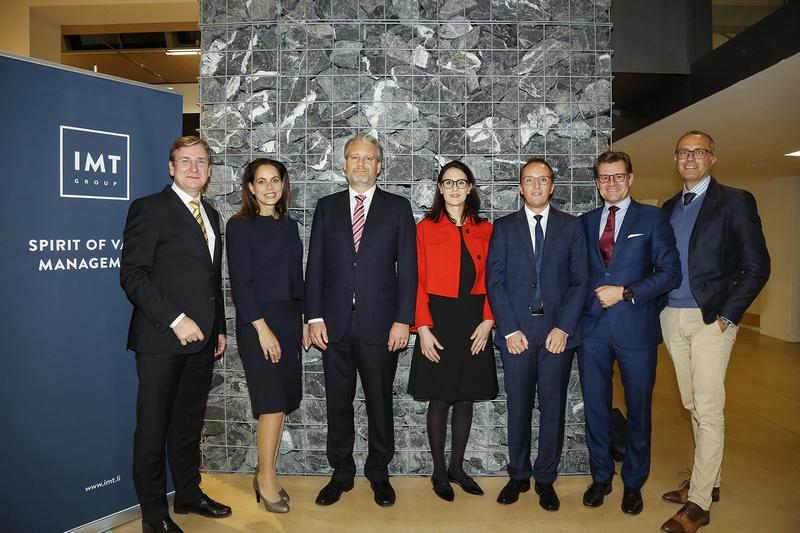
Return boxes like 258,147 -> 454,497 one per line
413,216 -> 494,330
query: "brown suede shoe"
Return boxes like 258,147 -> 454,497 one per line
661,502 -> 710,533
662,479 -> 720,504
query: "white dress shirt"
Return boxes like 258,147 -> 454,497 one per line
524,203 -> 550,252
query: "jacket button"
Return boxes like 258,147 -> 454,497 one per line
531,283 -> 536,288
477,254 -> 481,260
604,272 -> 610,277
466,228 -> 470,234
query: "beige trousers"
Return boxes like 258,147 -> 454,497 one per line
660,307 -> 738,511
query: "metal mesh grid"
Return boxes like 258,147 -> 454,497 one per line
198,0 -> 612,476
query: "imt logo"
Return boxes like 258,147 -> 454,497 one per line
60,126 -> 130,200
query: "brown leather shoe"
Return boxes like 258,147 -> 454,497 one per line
661,502 -> 710,533
662,480 -> 720,504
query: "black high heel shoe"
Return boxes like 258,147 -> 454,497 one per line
432,477 -> 455,502
448,471 -> 484,496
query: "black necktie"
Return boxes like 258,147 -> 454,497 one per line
683,192 -> 697,206
533,214 -> 544,307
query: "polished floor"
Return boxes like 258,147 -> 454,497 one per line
115,328 -> 800,532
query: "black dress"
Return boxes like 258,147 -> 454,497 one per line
226,215 -> 303,416
407,226 -> 498,402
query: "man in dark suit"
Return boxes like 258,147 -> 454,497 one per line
486,158 -> 588,511
577,151 -> 681,515
121,136 -> 230,533
305,132 -> 417,507
659,131 -> 769,533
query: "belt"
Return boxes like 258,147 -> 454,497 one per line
529,306 -> 544,316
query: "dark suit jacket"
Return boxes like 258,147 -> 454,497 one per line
662,177 -> 770,325
304,187 -> 417,345
120,185 -> 225,354
486,206 -> 588,349
579,200 -> 681,348
226,215 -> 304,325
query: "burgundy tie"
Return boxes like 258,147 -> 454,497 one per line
352,194 -> 366,252
599,205 -> 619,268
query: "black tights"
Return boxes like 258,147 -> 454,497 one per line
427,399 -> 474,481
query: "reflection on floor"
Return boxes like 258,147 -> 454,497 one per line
114,328 -> 800,532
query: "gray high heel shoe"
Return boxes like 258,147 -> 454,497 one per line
255,465 -> 289,502
253,476 -> 289,513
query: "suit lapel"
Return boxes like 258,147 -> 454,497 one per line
165,187 -> 212,262
692,177 -> 719,229
608,200 -> 641,268
334,190 -> 356,256
359,188 -> 385,252
541,206 -> 564,261
514,208 -> 535,265
202,198 -> 221,266
587,207 -> 604,267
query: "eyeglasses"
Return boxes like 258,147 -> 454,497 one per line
174,157 -> 209,168
675,148 -> 712,160
521,176 -> 552,186
441,179 -> 469,189
596,173 -> 629,184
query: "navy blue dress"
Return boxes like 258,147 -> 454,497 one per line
226,215 -> 303,416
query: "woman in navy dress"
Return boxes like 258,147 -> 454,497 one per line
226,158 -> 309,513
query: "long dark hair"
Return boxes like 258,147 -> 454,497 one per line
425,160 -> 484,225
233,158 -> 290,220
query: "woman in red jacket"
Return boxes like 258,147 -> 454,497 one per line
408,160 -> 498,502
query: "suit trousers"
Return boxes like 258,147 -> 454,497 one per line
323,310 -> 398,482
660,307 -> 737,510
133,344 -> 214,522
577,314 -> 657,489
501,341 -> 573,484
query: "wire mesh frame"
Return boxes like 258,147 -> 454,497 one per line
198,0 -> 611,474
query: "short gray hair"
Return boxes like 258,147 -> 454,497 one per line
344,132 -> 383,163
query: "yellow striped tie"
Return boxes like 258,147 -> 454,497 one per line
189,199 -> 208,242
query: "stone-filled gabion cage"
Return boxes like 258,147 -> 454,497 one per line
198,0 -> 612,476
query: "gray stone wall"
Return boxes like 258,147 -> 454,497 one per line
198,0 -> 612,476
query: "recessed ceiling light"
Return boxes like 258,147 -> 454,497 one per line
785,150 -> 800,157
165,48 -> 200,56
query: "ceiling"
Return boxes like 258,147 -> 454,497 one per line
614,51 -> 800,198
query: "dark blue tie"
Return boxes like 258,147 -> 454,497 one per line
533,214 -> 544,307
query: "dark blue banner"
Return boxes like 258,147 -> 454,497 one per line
0,53 -> 182,532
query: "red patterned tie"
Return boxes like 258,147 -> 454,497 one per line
352,194 -> 366,252
599,205 -> 619,267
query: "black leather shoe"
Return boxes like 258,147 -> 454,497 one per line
583,481 -> 613,507
315,478 -> 354,506
432,477 -> 455,502
142,517 -> 183,533
370,479 -> 396,507
496,479 -> 530,504
448,472 -> 484,496
621,486 -> 643,515
173,493 -> 231,518
534,482 -> 560,511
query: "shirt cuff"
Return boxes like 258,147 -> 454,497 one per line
504,330 -> 521,339
170,313 -> 186,329
307,318 -> 324,324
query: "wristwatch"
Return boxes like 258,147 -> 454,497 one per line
622,286 -> 634,302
